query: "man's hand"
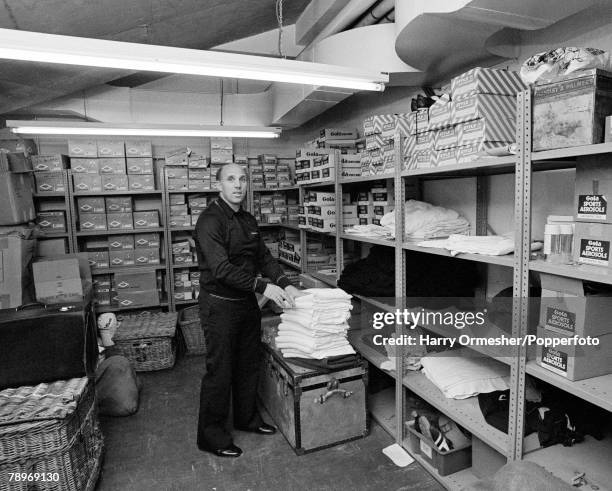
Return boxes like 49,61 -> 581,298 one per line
284,285 -> 306,307
263,284 -> 293,309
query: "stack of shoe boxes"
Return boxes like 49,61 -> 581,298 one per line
114,270 -> 161,308
33,155 -> 68,251
295,148 -> 337,185
363,115 -> 410,175
279,229 -> 301,268
171,238 -> 196,267
173,269 -> 200,302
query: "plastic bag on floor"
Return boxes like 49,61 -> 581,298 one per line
95,355 -> 141,416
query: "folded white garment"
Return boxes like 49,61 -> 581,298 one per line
278,322 -> 345,338
281,309 -> 351,326
416,234 -> 534,256
344,224 -> 394,239
280,344 -> 356,359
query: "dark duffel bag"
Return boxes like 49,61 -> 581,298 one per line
0,302 -> 98,389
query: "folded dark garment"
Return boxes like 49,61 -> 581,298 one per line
285,354 -> 359,373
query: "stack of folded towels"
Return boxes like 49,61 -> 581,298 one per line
275,288 -> 356,359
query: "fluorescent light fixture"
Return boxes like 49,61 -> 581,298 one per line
0,28 -> 388,92
6,121 -> 282,139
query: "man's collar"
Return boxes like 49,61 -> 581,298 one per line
216,196 -> 243,218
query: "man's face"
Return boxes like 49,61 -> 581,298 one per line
218,164 -> 247,205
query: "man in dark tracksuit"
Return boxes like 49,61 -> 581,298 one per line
194,163 -> 301,458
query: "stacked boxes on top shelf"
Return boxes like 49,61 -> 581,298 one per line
316,128 -> 363,153
362,115 -> 409,176
295,148 -> 337,185
251,154 -> 293,190
403,68 -> 526,170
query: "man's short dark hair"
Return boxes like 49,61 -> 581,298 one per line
216,163 -> 245,181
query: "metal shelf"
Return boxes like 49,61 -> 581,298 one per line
76,227 -> 164,236
170,263 -> 198,269
531,142 -> 612,161
523,435 -> 612,490
341,233 -> 395,247
169,226 -> 194,232
402,370 -> 508,455
308,270 -> 338,287
253,185 -> 299,191
96,298 -> 169,313
91,263 -> 167,275
37,231 -> 70,238
72,190 -> 162,196
401,156 -> 516,179
175,299 -> 198,306
403,241 -> 515,267
348,329 -> 393,372
529,259 -> 612,285
340,174 -> 394,184
369,387 -> 397,436
33,192 -> 67,198
167,189 -> 218,194
526,361 -> 612,412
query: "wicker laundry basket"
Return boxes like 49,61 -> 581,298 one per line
113,312 -> 178,371
179,306 -> 206,355
0,378 -> 104,491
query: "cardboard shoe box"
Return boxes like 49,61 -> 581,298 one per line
97,140 -> 125,158
133,210 -> 159,228
574,222 -> 612,267
70,158 -> 99,174
0,234 -> 35,308
109,250 -> 135,267
105,196 -> 132,213
0,173 -> 35,226
68,140 -> 97,158
37,211 -> 66,232
575,157 -> 612,223
535,325 -> 612,381
98,158 -> 126,174
108,234 -> 135,250
33,255 -> 91,304
128,174 -> 155,190
101,175 -> 129,191
115,271 -> 157,290
166,167 -> 188,179
87,250 -> 110,270
35,172 -> 65,193
115,289 -> 159,308
73,174 -> 102,192
107,212 -> 133,230
79,213 -> 107,231
166,178 -> 189,191
533,69 -> 612,151
451,67 -> 525,100
31,154 -> 69,172
135,233 -> 160,248
126,157 -> 154,175
134,247 -> 161,265
125,140 -> 153,158
78,197 -> 105,214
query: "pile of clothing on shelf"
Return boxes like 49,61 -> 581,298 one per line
274,288 -> 355,359
343,224 -> 394,240
417,233 -> 543,257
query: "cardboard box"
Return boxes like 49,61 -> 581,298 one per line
101,175 -> 129,191
83,238 -> 107,250
134,233 -> 160,248
437,147 -> 461,167
115,289 -> 159,308
78,197 -> 105,214
188,169 -> 210,180
307,205 -> 336,219
452,94 -> 516,130
211,137 -> 233,150
173,252 -> 195,265
114,271 -> 157,290
33,255 -> 91,304
37,211 -> 66,232
415,132 -> 436,153
97,140 -> 125,158
574,222 -> 612,267
188,154 -> 209,168
458,118 -> 514,146
308,217 -> 335,233
70,158 -> 99,174
133,210 -> 159,228
105,196 -> 132,213
0,173 -> 35,225
165,147 -> 189,166
36,172 -> 65,193
319,128 -> 358,140
126,157 -> 154,175
125,140 -> 153,158
0,234 -> 35,308
72,174 -> 102,192
575,158 -> 612,223
166,178 -> 189,191
169,216 -> 191,227
128,174 -> 155,190
451,67 -> 525,100
363,114 -> 396,136
87,250 -> 110,270
188,180 -> 208,191
98,158 -> 126,174
536,326 -> 612,381
533,69 -> 612,151
109,250 -> 135,267
414,109 -> 429,134
540,273 -> 612,337
170,194 -> 186,205
170,204 -> 189,216
0,153 -> 31,173
372,191 -> 394,206
79,213 -> 107,231
308,191 -> 337,206
134,247 -> 160,265
435,125 -> 460,150
107,212 -> 133,230
166,167 -> 188,179
108,235 -> 135,250
31,154 -> 69,172
428,102 -> 453,130
68,140 -> 97,158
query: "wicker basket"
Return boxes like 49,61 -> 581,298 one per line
0,378 -> 103,491
179,306 -> 206,355
113,312 -> 178,371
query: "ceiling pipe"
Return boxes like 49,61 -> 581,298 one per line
308,0 -> 379,46
351,0 -> 395,29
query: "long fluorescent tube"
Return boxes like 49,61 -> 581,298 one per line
7,121 -> 282,139
0,28 -> 388,92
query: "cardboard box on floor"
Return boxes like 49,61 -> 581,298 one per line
33,254 -> 92,304
0,233 -> 35,308
0,172 -> 35,226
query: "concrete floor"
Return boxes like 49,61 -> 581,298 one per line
96,355 -> 442,491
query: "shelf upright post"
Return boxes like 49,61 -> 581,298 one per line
334,149 -> 343,282
162,165 -> 176,312
298,183 -> 306,274
65,169 -> 76,253
394,130 -> 406,445
508,89 -> 532,461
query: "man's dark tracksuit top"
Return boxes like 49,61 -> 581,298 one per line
194,197 -> 291,300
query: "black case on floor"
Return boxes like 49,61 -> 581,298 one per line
0,302 -> 98,389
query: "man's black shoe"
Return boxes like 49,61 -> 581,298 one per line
199,443 -> 243,457
237,423 -> 277,435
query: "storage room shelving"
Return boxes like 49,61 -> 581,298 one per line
302,89 -> 612,489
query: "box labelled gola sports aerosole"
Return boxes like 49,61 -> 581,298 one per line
574,157 -> 612,224
574,222 -> 612,267
533,69 -> 612,151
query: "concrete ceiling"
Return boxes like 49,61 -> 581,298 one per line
0,0 -> 310,114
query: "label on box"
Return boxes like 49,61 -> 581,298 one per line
98,158 -> 126,174
545,307 -> 576,335
71,159 -> 99,173
419,440 -> 433,459
578,239 -> 610,266
540,347 -> 568,377
126,158 -> 153,174
577,195 -> 607,220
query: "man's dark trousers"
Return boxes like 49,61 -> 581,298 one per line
197,291 -> 264,449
